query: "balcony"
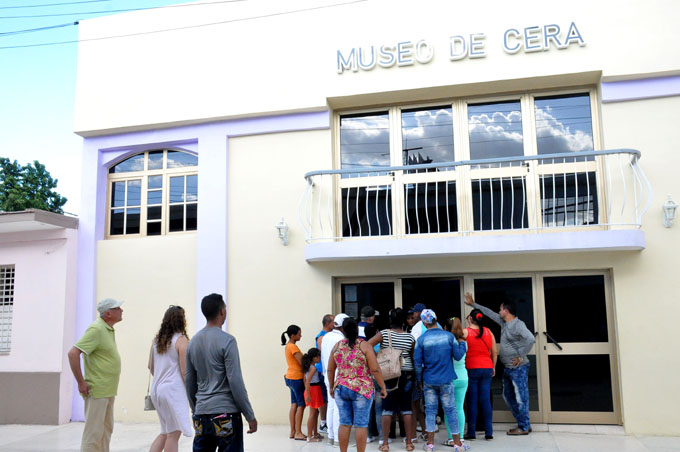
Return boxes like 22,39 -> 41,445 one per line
299,149 -> 651,261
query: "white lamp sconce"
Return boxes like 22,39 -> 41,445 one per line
663,195 -> 678,228
275,217 -> 289,245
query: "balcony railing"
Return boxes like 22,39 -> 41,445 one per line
299,149 -> 651,243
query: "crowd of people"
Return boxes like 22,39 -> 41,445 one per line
65,290 -> 535,452
283,293 -> 536,452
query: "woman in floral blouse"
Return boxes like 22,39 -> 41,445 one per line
328,317 -> 388,452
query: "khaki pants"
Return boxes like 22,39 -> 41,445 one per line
82,396 -> 115,452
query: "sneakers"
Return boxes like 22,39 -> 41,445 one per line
423,443 -> 435,452
367,436 -> 376,443
319,423 -> 328,433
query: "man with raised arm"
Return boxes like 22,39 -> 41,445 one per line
185,293 -> 257,452
464,292 -> 535,435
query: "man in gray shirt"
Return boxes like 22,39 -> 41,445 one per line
186,293 -> 257,452
465,292 -> 535,436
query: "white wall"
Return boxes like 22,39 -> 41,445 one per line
74,0 -> 680,134
0,228 -> 76,373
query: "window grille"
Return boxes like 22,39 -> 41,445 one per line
0,265 -> 15,354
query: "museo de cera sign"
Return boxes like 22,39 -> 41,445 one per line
336,22 -> 585,74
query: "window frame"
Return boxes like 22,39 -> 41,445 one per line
105,149 -> 198,239
0,264 -> 15,354
333,87 -> 603,238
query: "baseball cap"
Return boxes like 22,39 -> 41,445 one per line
361,306 -> 379,318
334,313 -> 349,327
420,308 -> 437,324
412,303 -> 426,313
97,298 -> 124,316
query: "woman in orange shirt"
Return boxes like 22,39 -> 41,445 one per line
282,324 -> 306,440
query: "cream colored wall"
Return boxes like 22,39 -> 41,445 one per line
96,234 -> 197,422
227,129 -> 333,424
599,96 -> 680,435
74,0 -> 680,134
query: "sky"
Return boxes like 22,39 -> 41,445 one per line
0,0 -> 188,215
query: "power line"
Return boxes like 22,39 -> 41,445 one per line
0,21 -> 78,36
0,0 -> 247,19
0,0 -> 367,49
0,0 -> 109,9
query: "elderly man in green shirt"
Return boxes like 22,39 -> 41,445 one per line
68,298 -> 123,452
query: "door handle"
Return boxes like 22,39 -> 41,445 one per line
543,331 -> 563,350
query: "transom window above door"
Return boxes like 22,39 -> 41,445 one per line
107,150 -> 198,237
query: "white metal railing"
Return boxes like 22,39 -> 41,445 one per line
299,149 -> 651,243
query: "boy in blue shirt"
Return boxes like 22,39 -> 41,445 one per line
414,309 -> 469,452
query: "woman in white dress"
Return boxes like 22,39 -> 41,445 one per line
148,305 -> 192,452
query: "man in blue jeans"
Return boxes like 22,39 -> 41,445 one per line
186,294 -> 257,451
414,309 -> 468,452
465,292 -> 535,436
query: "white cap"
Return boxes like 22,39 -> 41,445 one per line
97,298 -> 124,316
334,313 -> 349,327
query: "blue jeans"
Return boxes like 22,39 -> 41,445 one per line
423,382 -> 458,435
192,413 -> 243,452
503,365 -> 531,431
285,377 -> 305,406
335,385 -> 374,428
465,368 -> 493,437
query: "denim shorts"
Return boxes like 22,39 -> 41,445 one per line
285,377 -> 305,406
334,385 -> 374,428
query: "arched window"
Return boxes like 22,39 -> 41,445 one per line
107,150 -> 198,237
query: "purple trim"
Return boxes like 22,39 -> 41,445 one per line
73,111 -> 329,420
601,75 -> 680,103
304,230 -> 645,262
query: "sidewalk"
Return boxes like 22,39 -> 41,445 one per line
0,422 -> 678,452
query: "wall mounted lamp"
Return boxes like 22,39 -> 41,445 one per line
275,217 -> 289,245
663,195 -> 678,228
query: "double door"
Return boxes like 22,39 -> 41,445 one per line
337,271 -> 620,424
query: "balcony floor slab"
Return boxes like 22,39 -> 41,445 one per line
305,229 -> 645,262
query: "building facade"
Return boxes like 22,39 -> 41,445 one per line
0,210 -> 78,424
71,0 -> 680,435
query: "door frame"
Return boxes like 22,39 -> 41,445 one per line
534,270 -> 621,424
463,273 -> 542,424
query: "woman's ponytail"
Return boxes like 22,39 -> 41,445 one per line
281,324 -> 301,346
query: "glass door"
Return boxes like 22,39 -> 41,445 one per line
338,279 -> 398,331
469,276 -> 541,425
536,273 -> 620,424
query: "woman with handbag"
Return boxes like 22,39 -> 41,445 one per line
328,317 -> 388,452
369,308 -> 416,451
148,305 -> 192,452
463,309 -> 498,441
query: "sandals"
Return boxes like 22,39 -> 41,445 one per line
441,439 -> 471,451
378,445 -> 390,452
406,442 -> 415,451
307,437 -> 322,443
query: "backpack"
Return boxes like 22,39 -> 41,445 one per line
376,330 -> 404,381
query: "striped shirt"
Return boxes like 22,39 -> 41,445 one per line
379,330 -> 416,371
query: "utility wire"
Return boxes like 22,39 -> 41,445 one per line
0,0 -> 367,50
0,0 -> 247,19
0,0 -> 109,9
0,21 -> 78,36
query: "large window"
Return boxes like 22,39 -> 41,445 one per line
335,90 -> 600,236
0,265 -> 14,354
107,150 -> 198,237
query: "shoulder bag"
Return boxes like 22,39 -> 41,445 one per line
376,330 -> 404,381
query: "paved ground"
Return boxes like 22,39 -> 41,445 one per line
0,422 -> 679,452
